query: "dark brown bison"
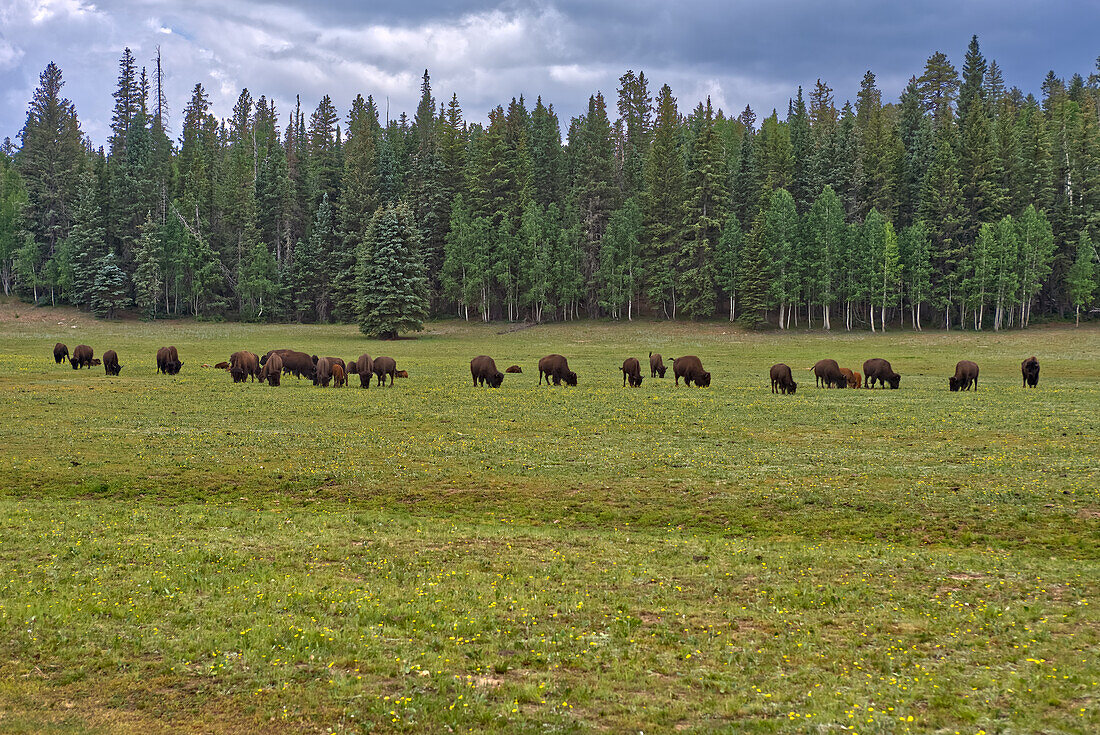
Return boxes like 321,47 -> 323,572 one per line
230,351 -> 260,383
70,344 -> 94,370
90,358 -> 101,366
259,352 -> 282,386
672,356 -> 711,387
950,360 -> 979,391
1022,356 -> 1040,388
214,361 -> 230,370
332,363 -> 347,387
810,359 -> 846,388
54,343 -> 69,364
373,356 -> 398,386
471,356 -> 504,388
621,358 -> 643,387
313,357 -> 337,387
770,363 -> 796,394
103,350 -> 121,376
863,358 -> 900,389
348,354 -> 373,388
505,365 -> 522,373
261,350 -> 314,380
649,352 -> 667,378
156,346 -> 182,375
324,357 -> 346,371
538,354 -> 577,386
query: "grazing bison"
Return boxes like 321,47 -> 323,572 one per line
313,357 -> 337,387
259,352 -> 282,386
1022,356 -> 1040,388
810,359 -> 846,388
261,350 -> 314,380
156,346 -> 183,375
863,358 -> 900,389
230,351 -> 260,383
505,365 -> 522,373
471,356 -> 505,388
348,354 -> 373,388
103,350 -> 122,376
649,352 -> 667,378
621,358 -> 643,387
672,356 -> 711,387
332,363 -> 347,387
839,367 -> 863,389
538,354 -> 577,386
54,343 -> 69,364
396,370 -> 408,378
214,361 -> 230,370
323,356 -> 346,371
850,371 -> 863,389
770,363 -> 797,394
373,356 -> 398,386
950,360 -> 979,392
70,344 -> 94,370
90,359 -> 101,366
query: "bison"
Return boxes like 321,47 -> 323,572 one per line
810,359 -> 846,388
230,351 -> 260,383
538,354 -> 577,386
672,356 -> 711,387
770,363 -> 797,394
261,350 -> 314,380
850,371 -> 863,389
259,352 -> 282,386
54,343 -> 69,364
313,357 -> 337,387
156,346 -> 183,375
214,361 -> 230,370
372,356 -> 398,386
1022,356 -> 1040,388
332,363 -> 347,387
348,354 -> 373,388
621,358 -> 643,387
471,356 -> 505,388
396,370 -> 408,378
505,365 -> 522,373
863,358 -> 900,389
838,367 -> 862,389
950,360 -> 979,391
103,350 -> 122,376
70,344 -> 94,370
649,352 -> 667,378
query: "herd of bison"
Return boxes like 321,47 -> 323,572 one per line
51,342 -> 1043,392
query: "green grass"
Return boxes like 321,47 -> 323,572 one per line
0,304 -> 1097,733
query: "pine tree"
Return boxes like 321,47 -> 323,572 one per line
529,97 -> 564,208
132,214 -> 163,318
920,128 -> 966,327
307,95 -> 341,210
64,172 -> 107,308
643,85 -> 686,317
737,216 -> 770,328
358,202 -> 429,338
336,94 -> 381,321
597,197 -> 643,319
1065,229 -> 1097,324
0,154 -> 29,296
616,71 -> 653,198
917,51 -> 959,125
762,188 -> 799,328
571,93 -> 618,313
89,253 -> 131,319
678,98 -> 726,318
239,240 -> 279,321
714,212 -> 742,320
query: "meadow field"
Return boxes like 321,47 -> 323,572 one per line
0,302 -> 1097,733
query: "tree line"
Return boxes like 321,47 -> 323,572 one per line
1,36 -> 1098,334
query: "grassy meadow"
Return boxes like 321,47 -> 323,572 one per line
0,301 -> 1097,733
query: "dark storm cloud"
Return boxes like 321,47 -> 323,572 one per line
0,0 -> 1096,146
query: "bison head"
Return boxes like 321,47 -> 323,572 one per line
788,381 -> 797,394
70,357 -> 79,369
631,374 -> 643,387
949,376 -> 959,391
169,361 -> 183,375
698,371 -> 711,387
489,372 -> 504,388
887,375 -> 900,389
657,365 -> 666,378
565,371 -> 578,386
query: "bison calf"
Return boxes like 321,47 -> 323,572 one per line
949,360 -> 979,391
621,358 -> 643,387
863,358 -> 900,389
103,350 -> 122,376
505,365 -> 522,373
649,352 -> 667,378
332,363 -> 347,387
672,356 -> 711,387
538,354 -> 577,386
1021,356 -> 1040,388
770,363 -> 797,394
471,356 -> 504,388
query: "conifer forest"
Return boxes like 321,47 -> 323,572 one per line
3,36 -> 1100,334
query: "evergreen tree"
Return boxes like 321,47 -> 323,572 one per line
714,212 -> 742,320
0,154 -> 29,296
89,253 -> 130,319
679,98 -> 726,318
597,196 -> 643,319
920,128 -> 966,327
336,94 -> 381,320
762,188 -> 799,328
132,214 -> 163,318
737,216 -> 770,328
803,185 -> 845,329
65,172 -> 107,308
571,93 -> 618,313
358,202 -> 429,338
643,85 -> 686,316
239,240 -> 279,321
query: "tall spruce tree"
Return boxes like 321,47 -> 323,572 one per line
643,85 -> 686,317
358,202 -> 429,338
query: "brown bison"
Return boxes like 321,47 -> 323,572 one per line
156,346 -> 183,375
810,359 -> 846,388
70,344 -> 94,370
505,365 -> 522,373
621,358 -> 643,387
396,370 -> 408,378
770,363 -> 797,394
471,356 -> 505,388
373,356 -> 398,386
348,354 -> 373,388
649,352 -> 667,378
950,360 -> 979,391
54,343 -> 69,364
839,367 -> 863,389
261,350 -> 314,380
259,352 -> 282,386
672,356 -> 711,387
332,363 -> 347,387
229,351 -> 260,383
214,361 -> 230,370
538,354 -> 577,386
90,358 -> 101,366
313,356 -> 337,387
863,358 -> 900,389
103,350 -> 121,376
1022,356 -> 1040,388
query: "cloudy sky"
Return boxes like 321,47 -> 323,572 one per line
0,0 -> 1097,146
